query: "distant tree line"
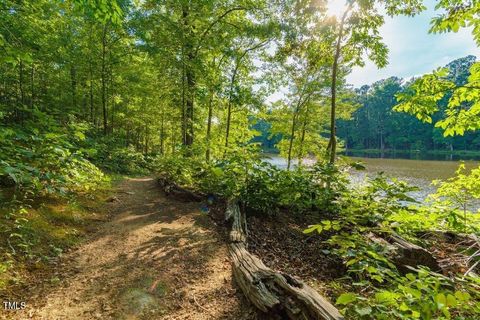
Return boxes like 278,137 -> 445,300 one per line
252,56 -> 480,155
337,55 -> 480,153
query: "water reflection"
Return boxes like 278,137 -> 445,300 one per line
343,150 -> 480,161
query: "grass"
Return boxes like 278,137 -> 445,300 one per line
0,174 -> 123,296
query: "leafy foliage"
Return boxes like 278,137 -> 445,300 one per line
338,57 -> 480,153
305,175 -> 480,319
155,153 -> 348,215
0,113 -> 105,200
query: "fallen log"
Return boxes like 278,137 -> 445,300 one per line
388,233 -> 442,273
369,231 -> 441,273
157,177 -> 204,202
226,202 -> 343,320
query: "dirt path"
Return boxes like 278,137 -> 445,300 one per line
6,177 -> 257,320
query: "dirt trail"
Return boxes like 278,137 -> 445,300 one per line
6,177 -> 257,320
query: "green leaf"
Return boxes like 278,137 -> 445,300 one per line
303,225 -> 320,234
375,291 -> 399,305
446,294 -> 456,307
336,292 -> 357,305
355,306 -> 372,316
435,293 -> 446,309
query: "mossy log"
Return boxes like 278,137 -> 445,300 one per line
225,202 -> 343,320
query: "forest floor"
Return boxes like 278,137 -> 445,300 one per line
3,177 -> 258,320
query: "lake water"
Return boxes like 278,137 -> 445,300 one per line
347,157 -> 479,203
343,150 -> 480,161
263,154 -> 479,204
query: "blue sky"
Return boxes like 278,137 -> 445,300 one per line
347,0 -> 480,87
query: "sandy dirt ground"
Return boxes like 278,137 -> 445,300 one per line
3,177 -> 258,320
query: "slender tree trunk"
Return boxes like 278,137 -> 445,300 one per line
327,7 -> 350,164
287,112 -> 298,171
89,61 -> 94,125
19,60 -> 25,106
109,69 -> 114,133
206,90 -> 214,162
181,55 -> 186,145
182,5 -> 195,147
101,24 -> 108,135
160,108 -> 165,155
185,66 -> 195,146
225,59 -> 240,152
298,107 -> 309,166
287,87 -> 311,169
41,70 -> 47,111
82,82 -> 88,120
70,65 -> 77,110
30,64 -> 35,108
145,124 -> 149,155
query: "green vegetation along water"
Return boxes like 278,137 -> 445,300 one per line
264,154 -> 479,204
348,157 -> 479,203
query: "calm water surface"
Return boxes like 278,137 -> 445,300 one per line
264,155 -> 479,203
348,157 -> 479,202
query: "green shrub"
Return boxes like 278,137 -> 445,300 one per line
0,116 -> 105,200
153,153 -> 348,215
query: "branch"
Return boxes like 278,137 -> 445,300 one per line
194,6 -> 248,55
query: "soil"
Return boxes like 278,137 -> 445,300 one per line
3,177 -> 258,320
247,212 -> 345,298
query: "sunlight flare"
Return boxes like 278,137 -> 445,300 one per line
327,0 -> 348,18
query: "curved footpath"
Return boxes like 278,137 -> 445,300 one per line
5,177 -> 258,320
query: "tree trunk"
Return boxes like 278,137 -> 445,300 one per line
110,68 -> 115,133
160,108 -> 165,155
185,66 -> 195,146
298,113 -> 308,166
19,60 -> 25,106
30,64 -> 35,108
181,56 -> 186,145
225,59 -> 240,152
182,5 -> 195,147
89,60 -> 95,125
206,90 -> 214,162
327,8 -> 350,164
287,112 -> 298,171
70,65 -> 77,110
101,24 -> 108,135
225,202 -> 343,320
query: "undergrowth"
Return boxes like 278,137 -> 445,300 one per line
155,152 -> 480,319
0,176 -> 118,294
